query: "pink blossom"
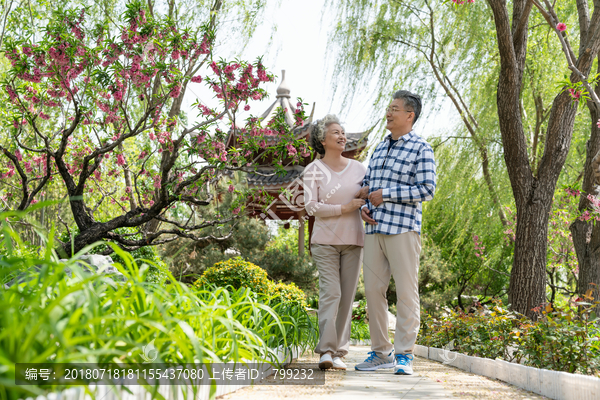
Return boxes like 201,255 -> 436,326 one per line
580,210 -> 591,221
568,88 -> 581,100
233,207 -> 240,215
556,23 -> 567,32
588,194 -> 600,209
170,84 -> 181,98
286,143 -> 297,156
597,119 -> 600,129
191,75 -> 202,83
15,149 -> 22,161
228,184 -> 234,193
244,104 -> 250,111
116,154 -> 126,166
113,90 -> 124,101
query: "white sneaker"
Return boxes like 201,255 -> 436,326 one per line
332,357 -> 347,370
319,353 -> 333,370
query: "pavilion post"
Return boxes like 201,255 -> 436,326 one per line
298,210 -> 305,256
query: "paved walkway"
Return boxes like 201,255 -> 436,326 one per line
219,345 -> 548,399
329,347 -> 450,399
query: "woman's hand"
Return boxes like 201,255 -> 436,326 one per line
355,186 -> 369,199
342,198 -> 366,214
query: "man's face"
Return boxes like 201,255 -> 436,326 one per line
385,98 -> 414,133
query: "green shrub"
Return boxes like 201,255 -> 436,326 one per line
271,281 -> 307,308
252,245 -> 317,295
418,299 -> 600,376
196,257 -> 271,293
352,299 -> 368,322
195,257 -> 308,308
350,299 -> 370,341
351,320 -> 371,341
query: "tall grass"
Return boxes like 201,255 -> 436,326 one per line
0,208 -> 317,400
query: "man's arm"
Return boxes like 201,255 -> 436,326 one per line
381,145 -> 436,203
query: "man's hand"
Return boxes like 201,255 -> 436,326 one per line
361,207 -> 377,225
368,189 -> 384,207
355,186 -> 369,199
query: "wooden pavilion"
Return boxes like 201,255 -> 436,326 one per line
226,70 -> 369,255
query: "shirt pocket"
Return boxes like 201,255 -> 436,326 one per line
387,155 -> 417,184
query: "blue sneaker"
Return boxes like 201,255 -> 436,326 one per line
394,353 -> 414,375
354,351 -> 395,371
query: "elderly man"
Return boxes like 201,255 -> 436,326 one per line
355,90 -> 436,375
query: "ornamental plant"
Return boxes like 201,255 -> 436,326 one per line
196,257 -> 272,293
195,256 -> 308,308
0,1 -> 310,255
418,298 -> 600,376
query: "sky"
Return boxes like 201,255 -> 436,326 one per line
182,0 -> 457,148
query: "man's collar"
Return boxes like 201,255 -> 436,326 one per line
385,131 -> 415,142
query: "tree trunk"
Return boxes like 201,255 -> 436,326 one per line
508,199 -> 550,315
572,73 -> 600,301
571,219 -> 600,300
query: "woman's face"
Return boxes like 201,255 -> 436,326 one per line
321,123 -> 346,154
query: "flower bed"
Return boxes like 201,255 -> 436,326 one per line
418,299 -> 600,376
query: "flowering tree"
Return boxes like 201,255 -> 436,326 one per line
0,1 -> 310,255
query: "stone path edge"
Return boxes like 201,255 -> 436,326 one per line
415,344 -> 600,400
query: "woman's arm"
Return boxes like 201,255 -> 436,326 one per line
303,165 -> 342,217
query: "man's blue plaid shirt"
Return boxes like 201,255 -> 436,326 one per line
362,131 -> 436,235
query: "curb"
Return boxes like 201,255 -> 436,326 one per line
415,344 -> 600,400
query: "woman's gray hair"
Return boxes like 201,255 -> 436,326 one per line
310,114 -> 343,156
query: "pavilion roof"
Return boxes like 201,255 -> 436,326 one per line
247,165 -> 304,190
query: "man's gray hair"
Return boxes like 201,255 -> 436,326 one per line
310,114 -> 343,156
393,90 -> 422,124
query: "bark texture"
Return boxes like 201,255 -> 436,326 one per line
572,73 -> 600,301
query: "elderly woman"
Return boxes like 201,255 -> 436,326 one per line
303,114 -> 367,370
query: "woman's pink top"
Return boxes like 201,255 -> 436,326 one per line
303,159 -> 367,246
